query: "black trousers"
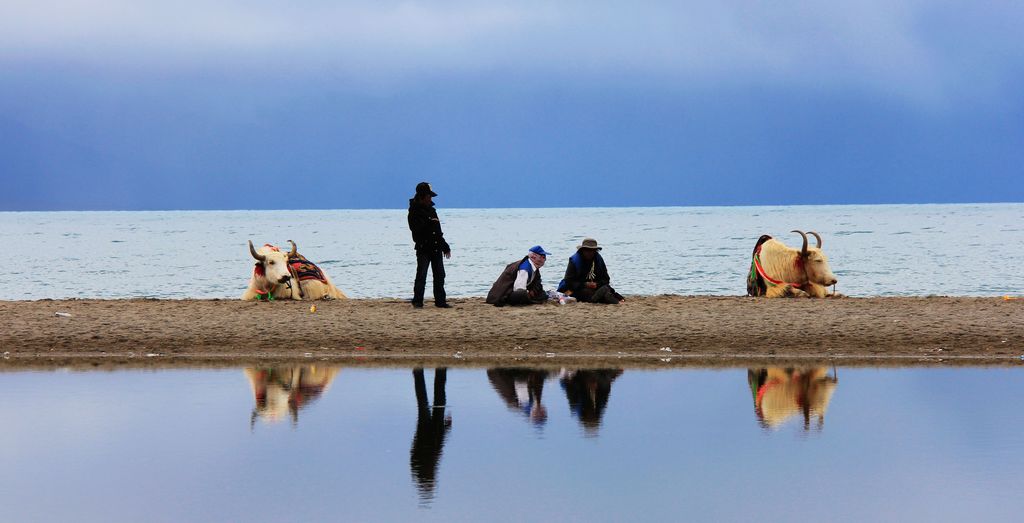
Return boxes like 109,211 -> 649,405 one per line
413,249 -> 446,305
575,284 -> 621,304
506,288 -> 546,305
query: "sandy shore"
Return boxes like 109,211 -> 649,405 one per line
1,296 -> 1022,368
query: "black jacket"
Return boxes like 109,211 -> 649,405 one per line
408,198 -> 450,253
558,252 -> 611,295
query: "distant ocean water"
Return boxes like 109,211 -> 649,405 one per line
2,204 -> 1021,300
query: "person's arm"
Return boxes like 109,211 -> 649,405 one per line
512,269 -> 530,291
430,213 -> 452,256
596,257 -> 611,287
562,259 -> 582,294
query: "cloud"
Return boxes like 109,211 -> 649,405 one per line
1,1 -> 1022,105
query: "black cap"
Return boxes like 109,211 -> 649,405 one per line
415,182 -> 438,197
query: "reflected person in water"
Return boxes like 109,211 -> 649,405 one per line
410,368 -> 452,503
487,368 -> 552,427
244,366 -> 340,427
560,369 -> 623,436
747,367 -> 838,431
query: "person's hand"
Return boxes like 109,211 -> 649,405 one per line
586,282 -> 598,289
443,250 -> 452,259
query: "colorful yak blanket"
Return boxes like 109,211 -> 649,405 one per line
288,254 -> 328,284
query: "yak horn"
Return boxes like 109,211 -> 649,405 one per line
248,240 -> 267,262
287,240 -> 298,258
808,231 -> 822,249
791,230 -> 808,257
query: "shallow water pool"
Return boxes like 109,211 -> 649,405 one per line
2,366 -> 1022,521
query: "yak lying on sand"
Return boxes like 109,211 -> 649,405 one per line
747,230 -> 838,298
242,240 -> 348,301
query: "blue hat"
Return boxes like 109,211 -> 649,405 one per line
529,245 -> 551,256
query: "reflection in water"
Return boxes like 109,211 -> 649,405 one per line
747,367 -> 839,431
560,369 -> 623,436
487,368 -> 624,436
487,368 -> 551,427
410,368 -> 452,505
244,366 -> 339,427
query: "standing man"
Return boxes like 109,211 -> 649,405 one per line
408,182 -> 452,308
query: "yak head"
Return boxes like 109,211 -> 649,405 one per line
792,230 -> 838,287
248,240 -> 298,285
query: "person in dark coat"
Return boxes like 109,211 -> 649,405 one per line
410,367 -> 451,503
408,182 -> 452,308
557,238 -> 623,304
560,369 -> 623,436
485,246 -> 551,306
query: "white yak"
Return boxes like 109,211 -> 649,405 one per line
242,240 -> 348,301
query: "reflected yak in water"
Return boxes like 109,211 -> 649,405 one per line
488,368 -> 623,436
410,368 -> 452,504
245,366 -> 339,427
747,367 -> 838,431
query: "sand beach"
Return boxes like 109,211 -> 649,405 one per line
1,296 -> 1021,368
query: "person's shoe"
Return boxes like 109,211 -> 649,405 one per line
411,301 -> 424,309
435,303 -> 454,308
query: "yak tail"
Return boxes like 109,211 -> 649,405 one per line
746,235 -> 773,297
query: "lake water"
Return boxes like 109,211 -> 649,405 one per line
1,203 -> 1022,300
1,365 -> 1022,522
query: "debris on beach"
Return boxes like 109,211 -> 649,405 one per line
659,347 -> 673,352
54,312 -> 72,318
309,304 -> 317,313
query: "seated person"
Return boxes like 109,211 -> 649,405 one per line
486,246 -> 551,306
557,238 -> 623,304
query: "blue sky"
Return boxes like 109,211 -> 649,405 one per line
1,1 -> 1022,210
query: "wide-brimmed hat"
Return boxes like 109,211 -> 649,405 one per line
415,182 -> 438,197
576,238 -> 602,250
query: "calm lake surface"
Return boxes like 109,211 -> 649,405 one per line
2,366 -> 1022,522
2,203 -> 1022,299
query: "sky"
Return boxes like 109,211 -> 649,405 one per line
1,0 -> 1022,210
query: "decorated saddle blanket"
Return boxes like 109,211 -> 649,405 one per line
288,254 -> 328,284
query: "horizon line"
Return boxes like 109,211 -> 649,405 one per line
2,200 -> 1022,213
